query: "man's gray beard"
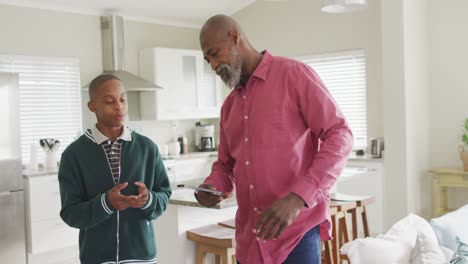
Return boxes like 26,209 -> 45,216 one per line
217,63 -> 241,89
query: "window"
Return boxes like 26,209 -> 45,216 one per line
299,50 -> 368,149
0,55 -> 82,165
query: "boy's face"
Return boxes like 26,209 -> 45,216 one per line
87,79 -> 127,128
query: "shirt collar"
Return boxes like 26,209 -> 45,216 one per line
235,50 -> 272,90
251,50 -> 272,81
91,124 -> 132,145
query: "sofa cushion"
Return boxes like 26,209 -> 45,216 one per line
430,205 -> 468,251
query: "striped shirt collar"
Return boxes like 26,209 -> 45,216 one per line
86,124 -> 132,145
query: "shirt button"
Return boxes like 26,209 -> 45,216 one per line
108,141 -> 111,144
253,77 -> 256,81
245,138 -> 248,142
253,207 -> 258,211
244,115 -> 248,120
245,161 -> 249,165
250,185 -> 254,189
243,95 -> 246,99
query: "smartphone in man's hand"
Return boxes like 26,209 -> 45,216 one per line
176,184 -> 222,196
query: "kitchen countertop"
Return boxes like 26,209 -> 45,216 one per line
347,153 -> 383,162
163,151 -> 382,162
169,166 -> 372,209
162,151 -> 217,161
23,167 -> 59,178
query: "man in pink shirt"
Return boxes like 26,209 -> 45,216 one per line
195,15 -> 354,264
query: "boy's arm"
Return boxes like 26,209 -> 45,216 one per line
139,146 -> 172,220
59,151 -> 116,229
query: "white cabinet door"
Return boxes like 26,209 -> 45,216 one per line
174,158 -> 213,183
139,47 -> 225,120
24,174 -> 79,258
28,175 -> 62,222
30,218 -> 78,254
338,161 -> 384,235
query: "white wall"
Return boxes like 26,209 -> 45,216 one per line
0,4 -> 211,149
380,0 -> 409,227
233,0 -> 383,141
429,0 -> 468,208
403,0 -> 431,217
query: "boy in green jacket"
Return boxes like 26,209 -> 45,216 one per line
58,74 -> 171,264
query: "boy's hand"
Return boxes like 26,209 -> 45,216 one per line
127,182 -> 149,208
108,182 -> 130,211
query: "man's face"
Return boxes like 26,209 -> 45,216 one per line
88,79 -> 127,128
201,31 -> 242,89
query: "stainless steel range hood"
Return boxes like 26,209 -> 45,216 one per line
84,16 -> 162,91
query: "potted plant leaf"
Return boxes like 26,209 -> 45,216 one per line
460,118 -> 468,171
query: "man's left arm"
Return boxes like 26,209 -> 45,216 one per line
289,62 -> 354,208
138,147 -> 172,220
256,62 -> 354,240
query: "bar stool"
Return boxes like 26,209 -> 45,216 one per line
348,195 -> 376,239
186,224 -> 236,264
330,200 -> 357,264
322,206 -> 338,264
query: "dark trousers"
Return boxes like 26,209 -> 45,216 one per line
237,225 -> 321,264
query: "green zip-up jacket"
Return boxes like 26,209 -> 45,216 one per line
58,129 -> 171,264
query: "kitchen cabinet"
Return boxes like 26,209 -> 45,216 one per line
23,173 -> 79,264
139,47 -> 226,120
338,160 -> 384,235
162,153 -> 216,187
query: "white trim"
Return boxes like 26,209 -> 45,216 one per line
101,193 -> 113,214
0,54 -> 80,64
84,131 -> 96,143
296,49 -> 365,62
141,192 -> 153,210
120,259 -> 157,264
123,14 -> 200,29
0,0 -> 254,29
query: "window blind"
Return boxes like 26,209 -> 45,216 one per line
300,50 -> 368,149
0,55 -> 82,165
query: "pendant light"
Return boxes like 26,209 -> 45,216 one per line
321,0 -> 368,13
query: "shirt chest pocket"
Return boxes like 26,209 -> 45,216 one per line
256,113 -> 290,148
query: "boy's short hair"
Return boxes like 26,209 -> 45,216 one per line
88,74 -> 121,99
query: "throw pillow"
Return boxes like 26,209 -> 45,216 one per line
341,214 -> 423,264
430,204 -> 468,251
450,237 -> 468,264
411,232 -> 446,264
340,237 -> 413,264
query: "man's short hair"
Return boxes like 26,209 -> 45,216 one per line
88,74 -> 121,99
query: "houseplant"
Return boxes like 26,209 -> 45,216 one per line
460,118 -> 468,171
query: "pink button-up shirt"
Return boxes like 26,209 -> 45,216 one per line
204,50 -> 353,264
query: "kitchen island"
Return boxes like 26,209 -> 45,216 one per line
153,178 -> 237,264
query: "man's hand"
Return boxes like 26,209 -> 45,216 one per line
255,193 -> 304,241
194,184 -> 232,208
108,182 -> 130,211
127,182 -> 149,209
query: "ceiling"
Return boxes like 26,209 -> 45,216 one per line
0,0 -> 257,28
